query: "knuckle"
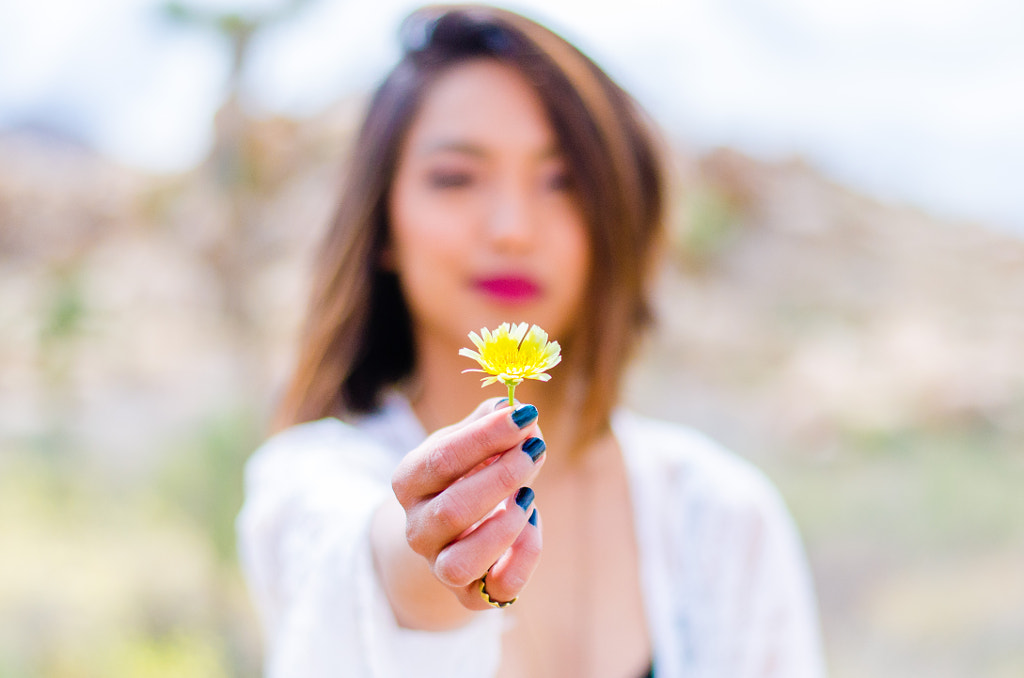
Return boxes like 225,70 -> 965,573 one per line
404,517 -> 431,556
424,439 -> 460,480
430,492 -> 472,535
517,535 -> 543,563
391,473 -> 412,507
493,456 -> 521,494
465,418 -> 503,454
434,551 -> 476,588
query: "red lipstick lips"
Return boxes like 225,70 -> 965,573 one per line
475,276 -> 541,303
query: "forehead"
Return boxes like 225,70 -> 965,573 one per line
404,58 -> 559,155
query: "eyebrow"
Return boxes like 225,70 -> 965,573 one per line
418,139 -> 564,160
419,140 -> 488,157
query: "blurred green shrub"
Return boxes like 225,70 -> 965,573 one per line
670,184 -> 743,267
156,408 -> 264,564
97,632 -> 230,678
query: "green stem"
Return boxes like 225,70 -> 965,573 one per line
507,382 -> 516,408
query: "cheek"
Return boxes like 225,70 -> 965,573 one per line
387,191 -> 468,314
389,180 -> 442,272
544,220 -> 592,333
545,195 -> 591,284
558,221 -> 591,294
390,223 -> 459,289
389,236 -> 455,337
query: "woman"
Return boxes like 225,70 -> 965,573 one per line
237,5 -> 825,677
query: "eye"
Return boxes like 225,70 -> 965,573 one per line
427,170 -> 474,189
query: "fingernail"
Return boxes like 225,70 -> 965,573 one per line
528,508 -> 538,527
511,404 -> 538,429
522,436 -> 545,462
515,487 -> 535,511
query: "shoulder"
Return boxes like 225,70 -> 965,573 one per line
245,417 -> 399,494
250,417 -> 369,465
614,411 -> 811,588
613,410 -> 787,519
257,417 -> 357,454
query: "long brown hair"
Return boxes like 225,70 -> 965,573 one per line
274,4 -> 666,446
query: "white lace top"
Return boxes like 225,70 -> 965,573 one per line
237,393 -> 826,677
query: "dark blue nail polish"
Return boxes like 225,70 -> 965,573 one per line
522,436 -> 545,462
528,508 -> 538,526
511,404 -> 538,429
515,487 -> 535,511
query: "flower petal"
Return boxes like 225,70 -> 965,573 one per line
510,322 -> 530,344
460,322 -> 561,388
459,347 -> 483,361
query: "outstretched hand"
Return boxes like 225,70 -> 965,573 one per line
390,398 -> 546,613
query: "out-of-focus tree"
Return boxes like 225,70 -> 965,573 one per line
158,0 -> 321,392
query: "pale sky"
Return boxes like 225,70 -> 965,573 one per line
1,0 -> 1022,233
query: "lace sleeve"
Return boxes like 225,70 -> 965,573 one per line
236,420 -> 503,678
615,412 -> 827,678
706,481 -> 827,678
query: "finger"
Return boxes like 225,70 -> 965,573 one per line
437,435 -> 545,532
405,436 -> 545,555
447,398 -> 528,476
460,430 -> 546,487
429,397 -> 509,439
468,505 -> 542,608
432,488 -> 537,588
393,402 -> 540,501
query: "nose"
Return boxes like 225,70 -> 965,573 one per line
485,176 -> 536,252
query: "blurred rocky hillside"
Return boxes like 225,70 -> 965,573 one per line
632,145 -> 1024,459
0,101 -> 363,473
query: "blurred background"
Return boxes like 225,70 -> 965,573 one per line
1,0 -> 1022,676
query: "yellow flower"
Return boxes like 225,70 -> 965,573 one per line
459,322 -> 562,406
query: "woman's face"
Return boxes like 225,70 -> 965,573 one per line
387,58 -> 591,353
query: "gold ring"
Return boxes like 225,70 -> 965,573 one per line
479,573 -> 517,608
